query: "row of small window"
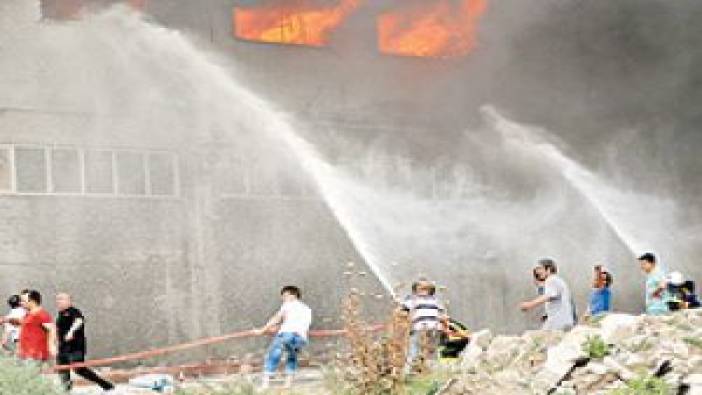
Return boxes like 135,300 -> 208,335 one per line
215,156 -> 316,198
0,145 -> 178,197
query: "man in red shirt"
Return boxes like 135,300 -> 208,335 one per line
17,290 -> 56,361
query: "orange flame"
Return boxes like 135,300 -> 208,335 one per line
378,0 -> 487,58
233,0 -> 361,47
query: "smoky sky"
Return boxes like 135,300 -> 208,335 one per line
484,0 -> 702,137
139,0 -> 702,199
485,0 -> 702,202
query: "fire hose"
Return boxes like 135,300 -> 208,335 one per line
50,324 -> 386,372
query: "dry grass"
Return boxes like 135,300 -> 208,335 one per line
323,289 -> 409,395
328,280 -> 444,395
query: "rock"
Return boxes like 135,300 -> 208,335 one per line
603,356 -> 635,381
689,356 -> 702,370
522,329 -> 564,345
622,353 -> 646,369
683,374 -> 702,395
446,311 -> 702,395
543,326 -> 596,373
552,387 -> 576,395
586,362 -> 608,375
674,342 -> 690,359
471,329 -> 493,350
560,380 -> 575,388
484,336 -> 524,367
599,314 -> 641,344
494,369 -> 522,384
572,372 -> 604,389
459,343 -> 483,370
530,370 -> 563,394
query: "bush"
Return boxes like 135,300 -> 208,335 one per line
608,374 -> 674,395
582,335 -> 610,360
0,355 -> 64,395
327,291 -> 411,395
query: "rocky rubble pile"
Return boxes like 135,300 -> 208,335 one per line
446,310 -> 702,394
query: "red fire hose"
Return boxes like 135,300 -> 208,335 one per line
50,324 -> 385,372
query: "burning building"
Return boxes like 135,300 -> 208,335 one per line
2,0 -> 702,365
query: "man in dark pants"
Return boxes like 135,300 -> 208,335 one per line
55,293 -> 114,392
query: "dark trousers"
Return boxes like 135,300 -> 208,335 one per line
57,351 -> 114,391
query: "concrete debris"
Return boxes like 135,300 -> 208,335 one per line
447,310 -> 702,394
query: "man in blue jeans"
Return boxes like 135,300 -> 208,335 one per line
254,286 -> 312,389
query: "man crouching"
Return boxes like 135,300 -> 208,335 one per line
254,286 -> 312,389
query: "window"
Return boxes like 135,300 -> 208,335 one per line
115,152 -> 146,195
85,150 -> 114,194
51,148 -> 81,193
0,147 -> 11,192
0,144 -> 178,198
15,147 -> 47,193
216,151 -> 318,199
148,152 -> 176,196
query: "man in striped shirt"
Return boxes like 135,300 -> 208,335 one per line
401,279 -> 448,373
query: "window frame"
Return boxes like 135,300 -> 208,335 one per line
49,145 -> 84,195
13,144 -> 50,194
0,143 -> 180,199
0,144 -> 16,194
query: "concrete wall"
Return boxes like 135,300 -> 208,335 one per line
0,106 -> 386,363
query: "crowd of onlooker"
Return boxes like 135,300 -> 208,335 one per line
519,252 -> 700,332
399,252 -> 701,372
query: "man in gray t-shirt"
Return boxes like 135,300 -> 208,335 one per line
520,259 -> 575,331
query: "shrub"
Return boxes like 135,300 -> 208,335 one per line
608,374 -> 674,395
328,291 -> 411,395
582,335 -> 610,360
0,355 -> 64,395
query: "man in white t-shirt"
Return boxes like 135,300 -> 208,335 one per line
254,286 -> 312,389
1,295 -> 26,353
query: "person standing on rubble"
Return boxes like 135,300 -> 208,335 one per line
638,253 -> 670,315
520,259 -> 576,331
532,266 -> 548,324
586,265 -> 613,318
400,279 -> 449,373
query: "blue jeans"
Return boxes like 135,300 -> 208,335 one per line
406,330 -> 440,373
264,332 -> 307,375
